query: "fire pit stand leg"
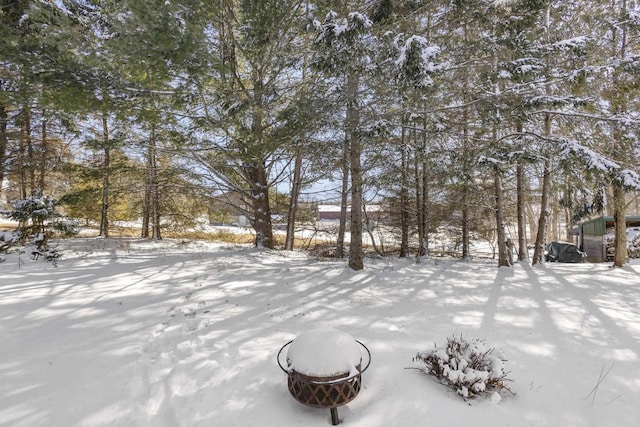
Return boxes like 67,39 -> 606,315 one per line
330,407 -> 339,425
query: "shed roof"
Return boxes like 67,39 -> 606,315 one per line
580,215 -> 640,236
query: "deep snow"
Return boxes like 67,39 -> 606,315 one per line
285,327 -> 362,377
1,238 -> 639,427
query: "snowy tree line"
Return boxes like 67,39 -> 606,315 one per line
1,0 -> 639,268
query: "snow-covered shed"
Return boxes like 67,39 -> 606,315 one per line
578,215 -> 640,262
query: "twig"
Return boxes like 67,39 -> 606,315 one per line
585,363 -> 614,406
606,394 -> 622,405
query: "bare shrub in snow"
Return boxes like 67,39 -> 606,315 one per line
414,335 -> 514,401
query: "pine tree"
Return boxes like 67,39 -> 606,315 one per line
312,9 -> 379,269
179,0 -> 316,249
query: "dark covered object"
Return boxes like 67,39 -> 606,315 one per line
545,242 -> 587,263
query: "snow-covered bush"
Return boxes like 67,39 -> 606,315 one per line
0,230 -> 22,262
1,228 -> 21,251
9,196 -> 55,231
51,217 -> 80,237
1,230 -> 21,245
414,335 -> 513,401
1,196 -> 75,264
28,235 -> 62,266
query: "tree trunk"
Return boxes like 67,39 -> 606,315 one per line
346,69 -> 363,270
248,69 -> 273,249
460,20 -> 471,261
140,172 -> 151,239
250,160 -> 274,249
285,150 -> 303,251
219,0 -> 236,87
149,125 -> 161,240
414,126 -> 425,260
532,3 -> 553,266
141,124 -> 161,239
611,0 -> 628,267
532,159 -> 551,265
336,133 -> 349,259
26,109 -> 35,195
141,160 -> 151,238
421,114 -> 429,257
18,106 -> 29,198
461,179 -> 471,261
286,10 -> 310,253
363,203 -> 383,256
462,203 -> 470,260
516,162 -> 528,262
515,121 -> 528,262
525,202 -> 538,243
399,121 -> 409,258
494,171 -> 509,267
613,183 -> 627,267
37,110 -> 47,193
99,112 -> 110,238
550,192 -> 560,242
532,114 -> 553,265
0,103 -> 8,190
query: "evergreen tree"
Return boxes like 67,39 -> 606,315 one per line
183,0 -> 310,249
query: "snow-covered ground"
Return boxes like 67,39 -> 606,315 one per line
1,238 -> 639,427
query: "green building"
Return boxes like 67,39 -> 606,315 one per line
578,216 -> 640,262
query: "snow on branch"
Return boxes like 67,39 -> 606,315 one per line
506,57 -> 544,75
478,148 -> 539,170
359,119 -> 390,137
35,0 -> 74,17
525,95 -> 589,109
347,12 -> 372,31
560,139 -> 640,190
313,10 -> 372,42
560,139 -> 620,173
311,10 -> 374,73
628,7 -> 640,27
394,34 -> 441,88
621,54 -> 640,73
549,36 -> 589,52
478,155 -> 506,167
616,169 -> 640,190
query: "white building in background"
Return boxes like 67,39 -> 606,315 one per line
317,205 -> 383,222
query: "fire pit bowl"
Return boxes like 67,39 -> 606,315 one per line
277,328 -> 371,425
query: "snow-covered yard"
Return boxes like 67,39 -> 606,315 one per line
1,238 -> 639,427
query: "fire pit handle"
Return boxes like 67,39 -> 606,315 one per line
357,340 -> 372,374
276,339 -> 293,373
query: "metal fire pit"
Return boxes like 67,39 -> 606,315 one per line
277,339 -> 371,425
